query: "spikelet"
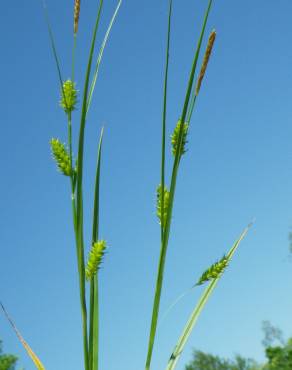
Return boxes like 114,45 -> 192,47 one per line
196,255 -> 229,286
74,0 -> 81,34
195,30 -> 216,96
50,138 -> 71,176
60,80 -> 77,114
85,240 -> 107,280
171,120 -> 189,156
156,185 -> 170,227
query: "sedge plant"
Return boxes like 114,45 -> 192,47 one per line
144,1 -> 252,370
1,1 -> 252,370
46,2 -> 122,370
1,1 -> 121,369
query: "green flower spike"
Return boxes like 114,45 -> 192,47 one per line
171,119 -> 189,156
50,138 -> 71,176
156,184 -> 170,227
196,255 -> 229,286
85,240 -> 107,281
60,79 -> 77,113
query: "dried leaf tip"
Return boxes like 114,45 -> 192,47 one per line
195,30 -> 216,96
0,303 -> 46,370
74,0 -> 81,34
85,240 -> 107,280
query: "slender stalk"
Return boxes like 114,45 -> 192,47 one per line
76,0 -> 103,232
89,128 -> 104,370
92,278 -> 99,370
75,2 -> 104,369
68,112 -> 77,231
145,2 -> 213,369
165,224 -> 251,370
72,33 -> 77,85
160,0 -> 173,242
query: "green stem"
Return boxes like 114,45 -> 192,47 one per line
89,128 -> 104,370
160,0 -> 172,242
145,2 -> 213,370
75,3 -> 104,369
92,277 -> 99,370
72,33 -> 77,83
67,112 -> 89,370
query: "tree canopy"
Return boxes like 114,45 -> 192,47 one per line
185,350 -> 260,370
185,333 -> 292,369
0,341 -> 18,370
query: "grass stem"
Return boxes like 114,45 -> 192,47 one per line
145,2 -> 213,370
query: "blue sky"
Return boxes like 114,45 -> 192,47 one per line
1,0 -> 292,369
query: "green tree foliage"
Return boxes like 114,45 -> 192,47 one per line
0,341 -> 18,370
263,338 -> 292,369
185,350 -> 260,370
185,328 -> 292,370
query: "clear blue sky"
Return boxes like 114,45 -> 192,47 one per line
1,0 -> 292,369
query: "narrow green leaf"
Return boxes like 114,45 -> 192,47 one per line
165,223 -> 252,370
145,1 -> 173,368
89,127 -> 104,370
160,0 -> 172,241
41,1 -> 68,110
75,2 -> 104,370
87,0 -> 122,113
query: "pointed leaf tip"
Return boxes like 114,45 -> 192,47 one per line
0,303 -> 46,370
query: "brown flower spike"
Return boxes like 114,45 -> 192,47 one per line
195,30 -> 216,95
74,0 -> 81,34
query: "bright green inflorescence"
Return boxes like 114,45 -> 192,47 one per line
196,255 -> 229,286
50,138 -> 72,176
171,119 -> 189,156
85,240 -> 107,280
60,79 -> 77,114
156,185 -> 170,227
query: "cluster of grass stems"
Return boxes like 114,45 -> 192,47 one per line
1,1 -> 252,370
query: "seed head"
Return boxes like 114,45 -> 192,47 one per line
50,138 -> 72,176
171,120 -> 189,156
60,80 -> 77,114
196,30 -> 216,96
156,185 -> 170,227
85,240 -> 107,280
74,0 -> 81,34
196,255 -> 228,286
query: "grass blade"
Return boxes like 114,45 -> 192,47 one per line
42,1 -> 67,108
145,2 -> 213,370
0,303 -> 45,370
89,127 -> 104,370
75,1 -> 104,369
86,0 -> 122,113
160,0 -> 173,241
165,223 -> 252,370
